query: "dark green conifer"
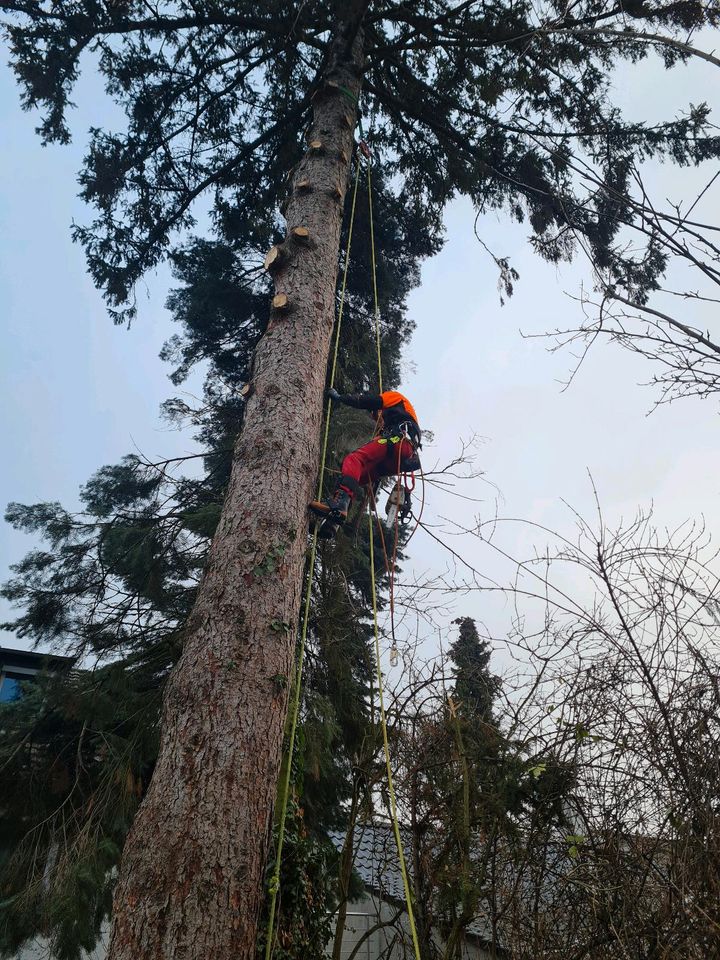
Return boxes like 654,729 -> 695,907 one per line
449,616 -> 501,734
0,167 -> 426,957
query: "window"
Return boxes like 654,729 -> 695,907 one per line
0,674 -> 22,703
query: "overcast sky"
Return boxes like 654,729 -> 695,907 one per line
2,40 -> 720,671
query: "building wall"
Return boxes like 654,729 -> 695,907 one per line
331,894 -> 493,960
333,894 -> 406,959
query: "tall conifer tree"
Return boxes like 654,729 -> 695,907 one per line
1,170 -> 427,958
3,1 -> 720,955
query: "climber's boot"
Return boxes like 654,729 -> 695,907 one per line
308,475 -> 360,524
308,487 -> 351,523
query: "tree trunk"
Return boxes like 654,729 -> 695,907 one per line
331,778 -> 360,960
410,761 -> 435,960
106,7 -> 368,959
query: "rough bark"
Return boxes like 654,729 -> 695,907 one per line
410,755 -> 435,960
106,7 -> 368,959
331,780 -> 360,960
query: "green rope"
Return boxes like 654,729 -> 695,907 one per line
264,156 -> 363,960
368,511 -> 423,960
337,84 -> 358,105
365,147 -> 422,960
366,158 -> 383,394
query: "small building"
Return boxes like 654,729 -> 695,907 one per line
327,825 -> 505,959
0,645 -> 73,702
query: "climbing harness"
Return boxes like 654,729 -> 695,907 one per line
266,132 -> 424,960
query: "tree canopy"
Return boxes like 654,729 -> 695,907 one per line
4,0 -> 719,325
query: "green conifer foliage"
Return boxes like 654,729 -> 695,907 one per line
393,617 -> 576,955
3,0 -> 718,321
0,169 -> 428,957
0,665 -> 160,960
449,617 -> 501,732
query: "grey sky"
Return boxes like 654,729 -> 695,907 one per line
0,62 -> 203,642
1,41 -> 719,670
398,45 -> 720,666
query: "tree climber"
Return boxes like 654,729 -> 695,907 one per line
309,388 -> 422,527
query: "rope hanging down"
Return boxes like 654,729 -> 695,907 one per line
265,139 -> 422,960
362,139 -> 383,395
364,140 -> 423,960
264,156 -> 362,960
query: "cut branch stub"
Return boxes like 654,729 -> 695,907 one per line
311,80 -> 340,102
272,293 -> 290,312
240,383 -> 254,400
264,245 -> 283,272
338,148 -> 349,165
309,140 -> 325,154
329,184 -> 343,202
295,179 -> 312,192
290,226 -> 310,243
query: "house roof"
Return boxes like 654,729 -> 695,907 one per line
0,645 -> 74,673
328,823 -> 497,946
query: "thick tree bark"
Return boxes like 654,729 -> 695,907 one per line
331,779 -> 360,960
410,757 -> 435,960
106,8 -> 368,959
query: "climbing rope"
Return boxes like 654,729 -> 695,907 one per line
362,140 -> 383,395
368,502 -> 422,959
365,151 -> 423,960
267,137 -> 423,960
264,155 -> 362,960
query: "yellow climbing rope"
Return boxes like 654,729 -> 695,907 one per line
366,152 -> 422,960
266,142 -> 421,960
366,156 -> 383,395
264,157 -> 362,960
368,510 -> 422,956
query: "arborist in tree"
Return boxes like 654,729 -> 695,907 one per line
309,388 -> 421,527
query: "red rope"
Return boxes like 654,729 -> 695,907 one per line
366,441 -> 405,653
